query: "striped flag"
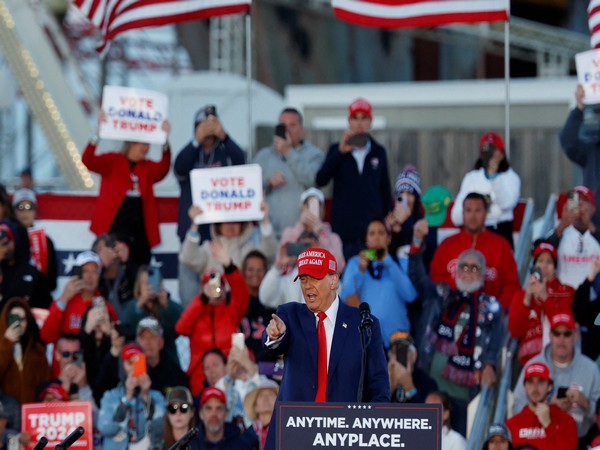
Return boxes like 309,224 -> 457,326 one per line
73,0 -> 252,52
590,0 -> 600,49
332,0 -> 509,28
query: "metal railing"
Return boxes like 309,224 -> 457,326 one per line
466,384 -> 496,450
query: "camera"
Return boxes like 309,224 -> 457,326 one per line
71,265 -> 83,279
7,313 -> 21,328
530,266 -> 542,282
274,123 -> 287,139
286,242 -> 310,257
204,105 -> 217,117
346,133 -> 369,148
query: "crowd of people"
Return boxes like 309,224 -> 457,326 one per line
0,88 -> 600,450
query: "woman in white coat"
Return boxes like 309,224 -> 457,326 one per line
451,131 -> 521,248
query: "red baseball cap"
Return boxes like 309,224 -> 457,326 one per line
0,223 -> 15,242
570,185 -> 595,206
479,131 -> 505,152
348,98 -> 372,119
294,247 -> 338,281
550,313 -> 576,330
532,242 -> 557,264
524,362 -> 551,382
200,386 -> 226,406
121,342 -> 144,361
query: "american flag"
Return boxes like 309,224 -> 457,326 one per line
590,0 -> 600,49
73,0 -> 252,52
332,0 -> 509,28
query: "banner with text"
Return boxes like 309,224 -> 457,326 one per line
576,49 -> 600,105
190,164 -> 263,224
99,86 -> 168,144
22,401 -> 93,450
276,402 -> 441,449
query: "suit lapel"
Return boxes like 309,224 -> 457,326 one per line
299,306 -> 318,372
328,302 -> 352,383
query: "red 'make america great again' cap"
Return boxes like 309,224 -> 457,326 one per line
294,247 -> 338,281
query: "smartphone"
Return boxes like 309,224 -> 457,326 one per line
363,248 -> 384,260
286,242 -> 310,257
346,133 -> 369,148
73,352 -> 84,368
71,265 -> 83,279
204,104 -> 217,117
231,332 -> 245,351
7,313 -> 21,328
567,192 -> 579,210
530,267 -> 543,282
308,196 -> 320,217
556,386 -> 568,399
395,342 -> 409,367
147,266 -> 161,294
115,323 -> 135,339
132,353 -> 147,378
92,297 -> 105,309
364,248 -> 377,260
274,123 -> 287,139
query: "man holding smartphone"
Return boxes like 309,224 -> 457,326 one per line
316,98 -> 393,261
511,313 -> 600,440
253,107 -> 324,239
506,362 -> 577,449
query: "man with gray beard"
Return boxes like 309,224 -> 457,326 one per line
409,248 -> 504,437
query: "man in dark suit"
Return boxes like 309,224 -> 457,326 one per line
262,247 -> 390,450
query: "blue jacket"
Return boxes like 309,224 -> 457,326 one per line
315,137 -> 392,243
262,299 -> 390,450
98,385 -> 165,450
341,253 -> 417,344
559,107 -> 600,227
174,137 -> 246,242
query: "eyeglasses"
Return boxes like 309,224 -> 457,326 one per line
60,350 -> 82,359
551,330 -> 573,338
459,263 -> 481,273
168,403 -> 191,414
16,203 -> 34,211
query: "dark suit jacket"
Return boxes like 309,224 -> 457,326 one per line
262,299 -> 390,450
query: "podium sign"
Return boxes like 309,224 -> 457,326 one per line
276,402 -> 441,449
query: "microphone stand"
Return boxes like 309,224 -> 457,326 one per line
31,436 -> 48,450
356,310 -> 373,403
54,426 -> 85,450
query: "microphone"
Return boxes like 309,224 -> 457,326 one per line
167,427 -> 198,450
54,426 -> 85,450
359,302 -> 373,329
32,437 -> 48,450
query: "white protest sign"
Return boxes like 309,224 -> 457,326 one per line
99,86 -> 168,144
190,164 -> 263,224
576,49 -> 600,105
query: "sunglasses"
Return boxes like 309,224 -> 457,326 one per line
551,330 -> 573,338
60,350 -> 82,359
168,403 -> 191,414
16,203 -> 35,211
459,263 -> 481,273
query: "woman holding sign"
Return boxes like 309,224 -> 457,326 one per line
82,113 -> 171,265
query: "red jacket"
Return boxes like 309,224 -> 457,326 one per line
429,229 -> 520,309
81,143 -> 171,247
40,292 -> 117,376
175,268 -> 249,395
509,277 -> 574,366
506,404 -> 577,450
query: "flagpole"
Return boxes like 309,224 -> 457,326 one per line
504,17 -> 510,158
246,10 -> 253,159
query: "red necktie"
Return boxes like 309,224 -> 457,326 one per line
315,311 -> 328,402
